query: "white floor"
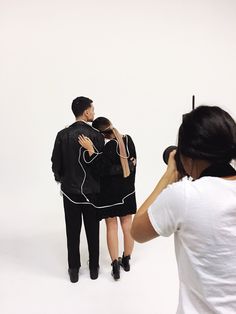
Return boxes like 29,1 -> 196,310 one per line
1,188 -> 179,314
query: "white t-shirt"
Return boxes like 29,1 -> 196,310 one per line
148,177 -> 236,314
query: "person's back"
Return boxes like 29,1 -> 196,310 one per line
51,96 -> 104,282
53,121 -> 104,195
131,105 -> 236,313
164,177 -> 236,313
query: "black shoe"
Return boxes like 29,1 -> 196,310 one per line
68,268 -> 79,283
119,253 -> 131,272
111,259 -> 120,280
90,267 -> 99,280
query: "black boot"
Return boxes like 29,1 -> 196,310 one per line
68,268 -> 79,283
111,259 -> 120,280
120,253 -> 131,271
90,267 -> 99,280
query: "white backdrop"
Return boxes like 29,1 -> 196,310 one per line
1,0 -> 236,313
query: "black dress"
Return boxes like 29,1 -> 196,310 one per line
97,135 -> 137,220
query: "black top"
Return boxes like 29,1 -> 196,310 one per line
51,121 -> 104,195
95,135 -> 137,220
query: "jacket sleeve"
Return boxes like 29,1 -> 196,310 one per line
83,132 -> 105,161
95,132 -> 105,154
82,132 -> 105,176
127,135 -> 137,160
51,132 -> 63,182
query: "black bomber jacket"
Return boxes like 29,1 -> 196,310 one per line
51,121 -> 104,195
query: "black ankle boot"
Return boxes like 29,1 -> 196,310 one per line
111,259 -> 120,280
68,268 -> 79,283
90,267 -> 99,280
120,253 -> 131,271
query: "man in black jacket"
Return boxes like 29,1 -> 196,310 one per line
51,96 -> 104,282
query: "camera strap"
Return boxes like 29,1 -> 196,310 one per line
199,163 -> 236,178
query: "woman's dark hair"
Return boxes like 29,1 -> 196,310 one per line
71,96 -> 93,117
92,117 -> 111,132
178,105 -> 236,163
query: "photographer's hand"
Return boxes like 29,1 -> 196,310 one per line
166,150 -> 179,182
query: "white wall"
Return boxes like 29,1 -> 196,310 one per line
1,0 -> 236,313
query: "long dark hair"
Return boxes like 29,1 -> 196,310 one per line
92,117 -> 131,177
177,106 -> 236,163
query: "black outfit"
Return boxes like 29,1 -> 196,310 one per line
63,194 -> 99,270
96,135 -> 137,221
51,121 -> 104,270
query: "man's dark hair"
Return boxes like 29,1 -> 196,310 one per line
71,96 -> 93,117
178,105 -> 236,163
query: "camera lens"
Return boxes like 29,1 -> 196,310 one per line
163,146 -> 177,164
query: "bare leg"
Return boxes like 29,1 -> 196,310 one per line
119,215 -> 134,256
105,217 -> 119,261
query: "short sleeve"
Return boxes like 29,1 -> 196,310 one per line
148,180 -> 187,237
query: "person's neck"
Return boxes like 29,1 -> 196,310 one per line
76,116 -> 88,122
191,159 -> 211,179
197,160 -> 211,177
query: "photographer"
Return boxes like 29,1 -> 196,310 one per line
131,106 -> 236,313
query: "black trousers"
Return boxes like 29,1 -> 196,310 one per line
63,194 -> 99,270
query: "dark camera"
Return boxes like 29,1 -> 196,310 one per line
163,146 -> 187,178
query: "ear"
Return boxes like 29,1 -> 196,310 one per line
84,109 -> 89,117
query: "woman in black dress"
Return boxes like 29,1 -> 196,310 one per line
79,117 -> 137,280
